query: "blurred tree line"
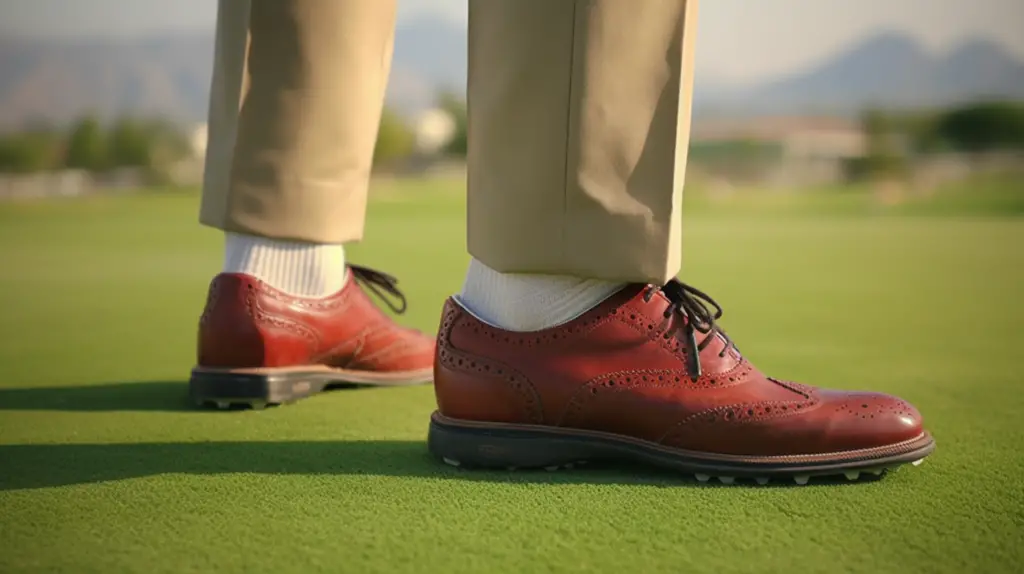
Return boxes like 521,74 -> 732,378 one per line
0,116 -> 192,180
1,96 -> 471,179
437,92 -> 467,156
375,92 -> 467,161
852,100 -> 1024,179
4,99 -> 1017,180
373,94 -> 467,165
374,108 -> 415,166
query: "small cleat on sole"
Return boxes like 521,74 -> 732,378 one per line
544,465 -> 560,471
793,475 -> 810,485
695,474 -> 711,483
845,470 -> 860,481
215,401 -> 231,410
755,476 -> 770,485
442,457 -> 461,467
718,476 -> 735,485
912,459 -> 924,466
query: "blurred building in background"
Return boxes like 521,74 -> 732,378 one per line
690,117 -> 867,188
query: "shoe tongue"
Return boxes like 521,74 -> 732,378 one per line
673,312 -> 742,373
657,283 -> 742,368
638,288 -> 742,373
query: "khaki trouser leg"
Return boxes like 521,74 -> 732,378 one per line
467,0 -> 698,284
200,0 -> 396,244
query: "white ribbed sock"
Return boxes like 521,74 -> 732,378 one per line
458,258 -> 624,332
223,233 -> 346,298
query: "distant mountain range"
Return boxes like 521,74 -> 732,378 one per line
1,19 -> 1023,130
696,32 -> 1024,117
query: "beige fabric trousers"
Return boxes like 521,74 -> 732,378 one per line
200,0 -> 698,284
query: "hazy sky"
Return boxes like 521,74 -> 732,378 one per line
2,0 -> 1022,84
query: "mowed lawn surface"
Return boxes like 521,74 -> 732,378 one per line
0,180 -> 1021,573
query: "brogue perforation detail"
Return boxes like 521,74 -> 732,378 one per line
246,287 -> 319,345
453,310 -> 614,349
258,279 -> 354,313
769,378 -> 814,398
659,396 -> 823,446
198,278 -> 222,327
356,325 -> 430,367
830,396 -> 917,420
613,304 -> 689,359
437,344 -> 544,424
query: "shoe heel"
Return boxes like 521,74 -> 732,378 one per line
189,367 -> 327,409
427,414 -> 588,470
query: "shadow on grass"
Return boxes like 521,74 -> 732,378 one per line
0,380 -> 406,413
0,381 -> 194,412
0,441 -> 887,491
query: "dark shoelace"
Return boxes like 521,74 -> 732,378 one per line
350,264 -> 408,314
643,280 -> 736,380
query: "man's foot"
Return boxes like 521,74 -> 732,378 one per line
190,265 -> 434,409
429,281 -> 934,485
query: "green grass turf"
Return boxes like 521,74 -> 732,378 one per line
1,179 -> 1022,573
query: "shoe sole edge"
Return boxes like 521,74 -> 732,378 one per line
427,411 -> 935,481
189,365 -> 433,408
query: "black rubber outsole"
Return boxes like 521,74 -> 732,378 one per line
189,367 -> 432,410
427,412 -> 935,485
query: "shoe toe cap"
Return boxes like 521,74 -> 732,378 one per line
818,389 -> 925,450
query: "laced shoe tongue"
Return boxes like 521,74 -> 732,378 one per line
657,279 -> 737,380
